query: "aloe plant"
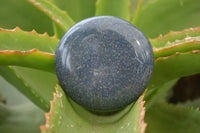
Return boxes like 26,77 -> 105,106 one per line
0,0 -> 200,133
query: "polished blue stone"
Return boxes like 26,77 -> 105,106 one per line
55,16 -> 154,111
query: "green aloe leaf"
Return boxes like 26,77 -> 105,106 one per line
150,50 -> 200,87
149,28 -> 200,88
0,49 -> 54,73
130,0 -> 156,24
145,79 -> 179,109
0,75 -> 30,105
145,79 -> 200,133
0,0 -> 54,35
0,27 -> 58,72
150,27 -> 200,48
137,0 -> 200,38
27,0 -> 75,34
0,102 -> 45,133
153,37 -> 200,59
51,0 -> 96,22
0,66 -> 50,111
50,0 -> 96,38
145,102 -> 200,133
52,23 -> 67,39
131,0 -> 144,25
0,28 -> 58,111
12,67 -> 57,111
0,75 -> 45,133
0,27 -> 59,53
41,84 -> 146,133
95,0 -> 130,21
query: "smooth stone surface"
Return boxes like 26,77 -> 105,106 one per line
55,16 -> 154,111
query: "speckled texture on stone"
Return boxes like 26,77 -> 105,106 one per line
55,16 -> 154,111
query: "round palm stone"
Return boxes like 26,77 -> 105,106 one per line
55,16 -> 154,111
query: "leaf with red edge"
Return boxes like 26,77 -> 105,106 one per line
0,27 -> 58,111
0,49 -> 54,73
0,27 -> 59,53
150,50 -> 200,88
41,84 -> 147,133
153,37 -> 200,59
148,28 -> 200,88
151,27 -> 200,48
0,0 -> 54,35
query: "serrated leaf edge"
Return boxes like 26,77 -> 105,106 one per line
41,85 -> 148,133
0,27 -> 57,39
40,84 -> 60,132
154,27 -> 200,40
154,39 -> 200,51
153,39 -> 200,59
155,50 -> 200,62
138,94 -> 147,133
